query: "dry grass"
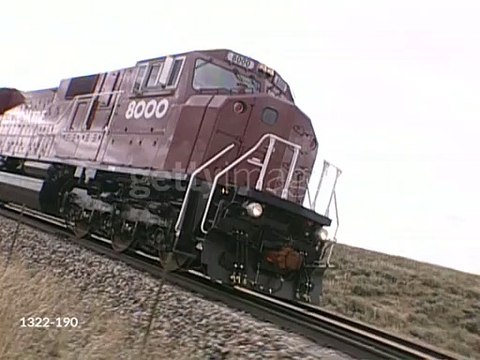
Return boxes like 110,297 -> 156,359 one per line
2,242 -> 479,359
322,244 -> 480,359
0,258 -> 196,360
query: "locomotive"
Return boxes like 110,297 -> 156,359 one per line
0,49 -> 340,304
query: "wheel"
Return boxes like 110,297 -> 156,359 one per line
111,221 -> 137,253
153,227 -> 189,271
64,203 -> 90,238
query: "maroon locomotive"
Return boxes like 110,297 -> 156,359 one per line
0,49 -> 340,304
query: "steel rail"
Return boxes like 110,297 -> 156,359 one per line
0,203 -> 462,360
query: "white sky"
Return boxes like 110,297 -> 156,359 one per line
1,0 -> 479,274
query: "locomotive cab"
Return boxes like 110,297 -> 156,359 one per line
168,50 -> 341,303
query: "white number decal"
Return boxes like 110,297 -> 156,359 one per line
125,101 -> 136,119
144,99 -> 157,119
233,54 -> 251,68
227,52 -> 254,70
125,99 -> 169,120
155,99 -> 168,119
133,100 -> 146,119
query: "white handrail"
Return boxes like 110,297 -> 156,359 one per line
200,133 -> 301,234
325,167 -> 342,217
332,190 -> 340,239
281,147 -> 300,198
174,143 -> 236,236
254,137 -> 275,190
312,160 -> 329,210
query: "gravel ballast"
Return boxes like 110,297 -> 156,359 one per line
0,215 -> 353,359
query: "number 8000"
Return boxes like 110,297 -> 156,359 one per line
125,99 -> 169,120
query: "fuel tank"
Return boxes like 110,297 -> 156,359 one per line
0,171 -> 43,210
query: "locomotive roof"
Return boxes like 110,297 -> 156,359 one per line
137,49 -> 292,98
13,49 -> 294,105
138,48 -> 262,65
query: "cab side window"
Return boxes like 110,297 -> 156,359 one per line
132,57 -> 185,94
133,64 -> 148,93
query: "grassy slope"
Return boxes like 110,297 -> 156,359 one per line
321,244 -> 480,359
2,243 -> 478,359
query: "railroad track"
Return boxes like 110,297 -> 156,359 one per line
0,203 -> 461,360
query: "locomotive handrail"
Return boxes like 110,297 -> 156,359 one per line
253,136 -> 301,198
200,133 -> 302,234
326,190 -> 340,266
312,160 -> 342,214
304,160 -> 341,262
174,143 -> 236,237
317,190 -> 340,267
282,146 -> 300,198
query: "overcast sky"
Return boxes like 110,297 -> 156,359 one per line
1,0 -> 479,274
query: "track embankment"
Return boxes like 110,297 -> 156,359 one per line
0,213 -> 351,360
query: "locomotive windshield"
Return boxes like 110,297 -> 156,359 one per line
193,59 -> 260,93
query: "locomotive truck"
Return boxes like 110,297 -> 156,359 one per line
0,49 -> 340,304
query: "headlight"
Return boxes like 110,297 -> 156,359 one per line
314,227 -> 328,241
245,202 -> 263,218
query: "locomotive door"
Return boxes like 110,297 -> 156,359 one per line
55,72 -> 120,161
201,98 -> 254,185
